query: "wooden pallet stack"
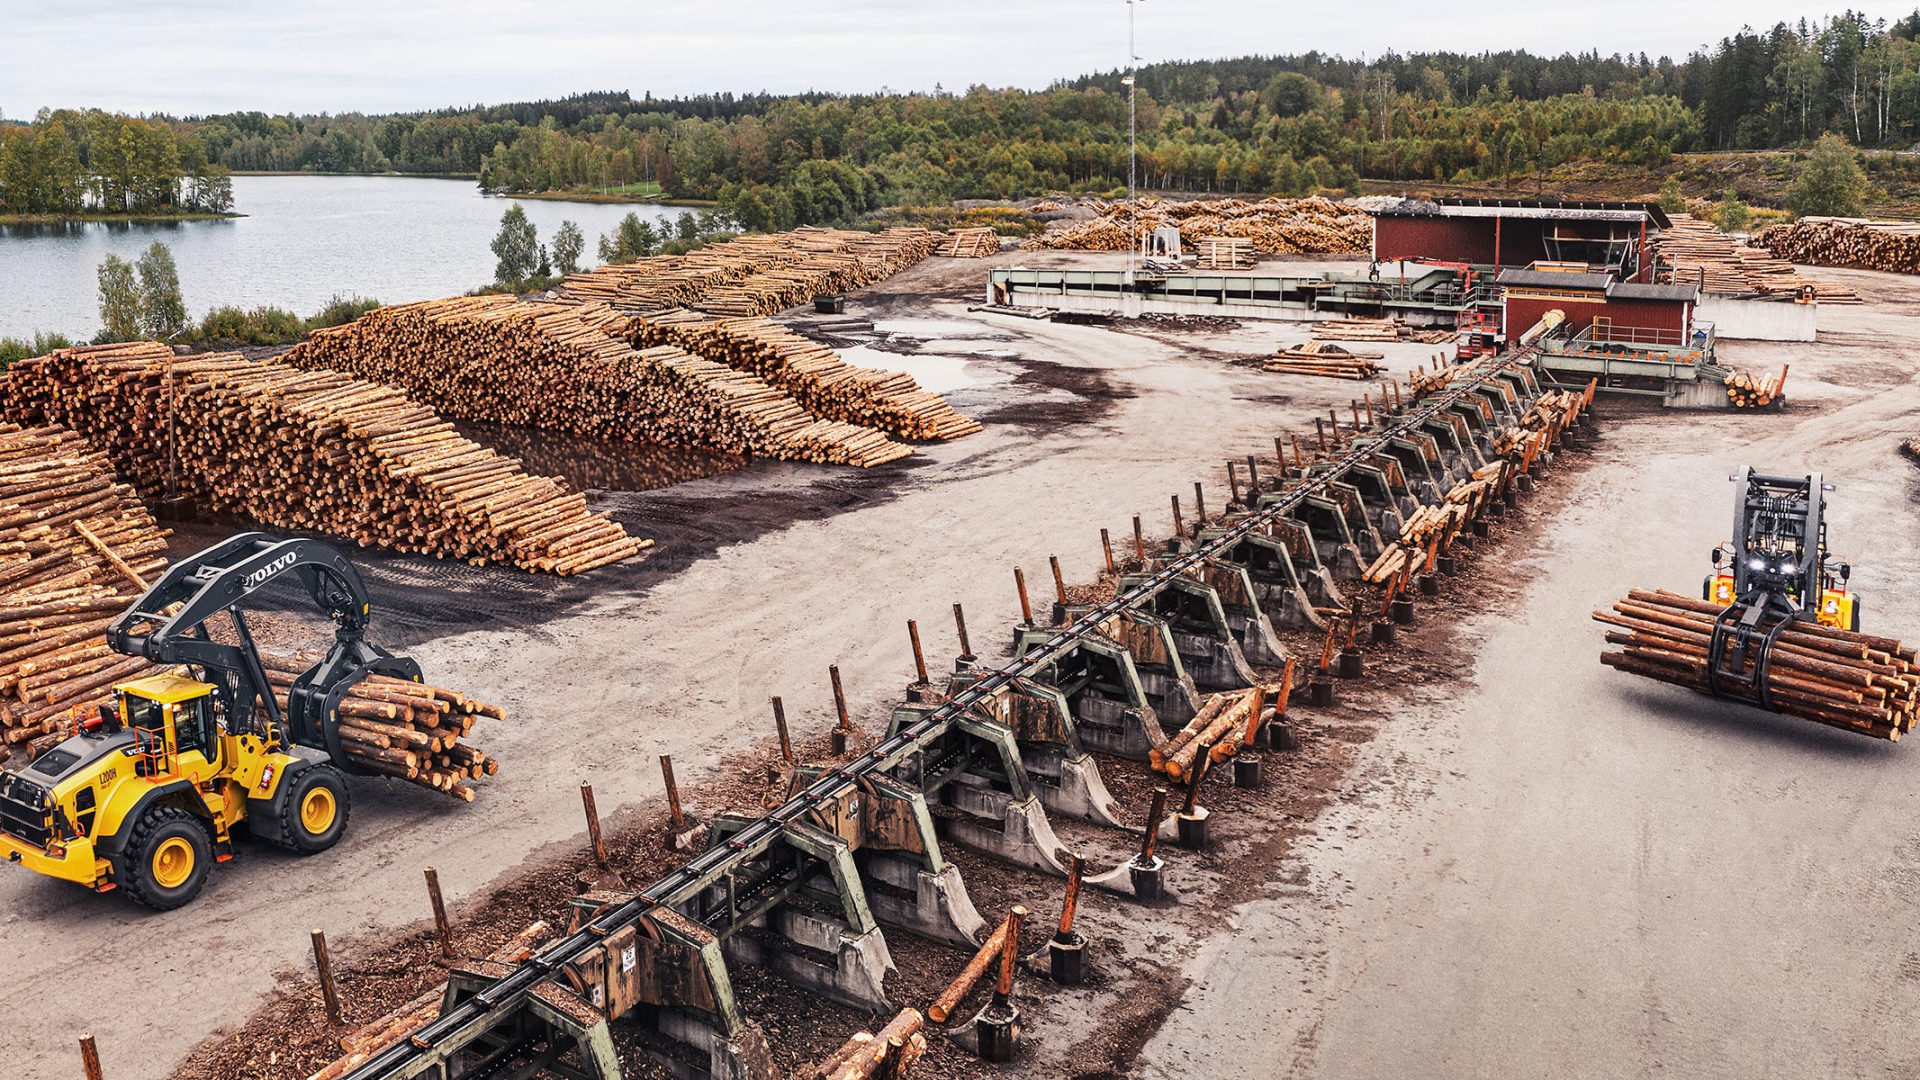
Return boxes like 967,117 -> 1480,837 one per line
559,226 -> 941,317
1754,216 -> 1920,277
4,343 -> 649,573
1655,214 -> 1862,303
1595,589 -> 1919,741
940,227 -> 1000,258
1265,341 -> 1382,379
1724,366 -> 1789,409
632,309 -> 982,441
287,298 -> 913,468
1021,196 -> 1373,255
1193,237 -> 1256,269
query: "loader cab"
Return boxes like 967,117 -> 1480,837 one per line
115,674 -> 223,782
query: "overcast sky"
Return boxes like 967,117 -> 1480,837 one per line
0,1 -> 1878,118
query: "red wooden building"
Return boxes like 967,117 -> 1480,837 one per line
1372,198 -> 1669,282
1496,269 -> 1699,346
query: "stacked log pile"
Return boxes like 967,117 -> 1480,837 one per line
810,1008 -> 929,1079
287,298 -> 914,468
1594,589 -> 1918,741
0,424 -> 169,767
1148,678 -> 1289,781
633,309 -> 982,441
1656,214 -> 1861,303
5,342 -> 648,573
1754,216 -> 1920,277
1362,468 -> 1502,586
1021,196 -> 1373,255
940,227 -> 1000,258
1724,366 -> 1789,409
1265,342 -> 1383,379
559,226 -> 941,316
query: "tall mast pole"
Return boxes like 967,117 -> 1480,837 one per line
1126,0 -> 1139,281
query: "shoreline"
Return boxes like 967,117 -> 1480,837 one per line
0,211 -> 245,225
498,189 -> 716,208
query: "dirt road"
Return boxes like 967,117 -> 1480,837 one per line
1140,268 -> 1920,1078
0,254 -> 1429,1078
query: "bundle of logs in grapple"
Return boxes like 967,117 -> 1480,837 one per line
1594,589 -> 1920,741
286,297 -> 924,467
632,308 -> 983,441
2,343 -> 646,573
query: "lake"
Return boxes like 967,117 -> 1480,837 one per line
0,175 -> 690,341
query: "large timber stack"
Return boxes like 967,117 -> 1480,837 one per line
632,309 -> 982,441
3,343 -> 647,573
1021,196 -> 1373,254
286,298 -> 918,467
1655,214 -> 1861,303
557,226 -> 941,316
1755,217 -> 1920,276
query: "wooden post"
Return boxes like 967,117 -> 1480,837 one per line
1226,462 -> 1241,505
1048,556 -> 1067,605
1170,494 -> 1184,537
79,1035 -> 104,1080
311,929 -> 343,1027
1100,528 -> 1116,573
1292,433 -> 1307,468
660,755 -> 686,830
1180,739 -> 1219,815
425,866 -> 454,960
1013,568 -> 1033,625
1193,482 -> 1206,528
1139,787 -> 1169,862
830,665 -> 851,732
1363,392 -> 1374,427
1351,400 -> 1361,430
772,696 -> 794,764
1314,418 -> 1327,450
1245,454 -> 1261,495
993,905 -> 1027,1003
1132,515 -> 1146,561
953,602 -> 974,659
580,782 -> 608,867
1329,406 -> 1341,435
1055,854 -> 1084,941
908,620 -> 929,684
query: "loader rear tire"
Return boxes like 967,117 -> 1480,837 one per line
271,765 -> 349,855
121,807 -> 212,911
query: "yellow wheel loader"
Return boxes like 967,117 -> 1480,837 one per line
0,533 -> 422,909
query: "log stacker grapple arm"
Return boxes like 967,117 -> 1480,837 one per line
104,531 -> 422,773
1702,468 -> 1856,710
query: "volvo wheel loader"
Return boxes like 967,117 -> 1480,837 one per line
0,533 -> 422,909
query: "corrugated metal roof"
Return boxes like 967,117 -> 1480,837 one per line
1496,269 -> 1613,291
1606,281 -> 1699,302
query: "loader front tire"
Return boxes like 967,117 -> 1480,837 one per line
272,765 -> 349,855
122,807 -> 212,911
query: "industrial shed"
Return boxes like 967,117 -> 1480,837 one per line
1373,198 -> 1669,282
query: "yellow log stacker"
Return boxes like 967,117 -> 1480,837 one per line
0,533 -> 423,909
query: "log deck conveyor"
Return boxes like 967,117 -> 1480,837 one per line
341,319 -> 1570,1080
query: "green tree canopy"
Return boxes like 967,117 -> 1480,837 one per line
550,220 -> 585,275
96,255 -> 141,342
136,242 -> 187,339
490,204 -> 540,285
1786,133 -> 1866,217
597,212 -> 659,264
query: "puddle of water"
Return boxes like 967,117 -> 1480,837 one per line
837,343 -> 997,394
453,421 -> 744,492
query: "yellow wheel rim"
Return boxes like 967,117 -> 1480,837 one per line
153,837 -> 194,889
301,787 -> 337,835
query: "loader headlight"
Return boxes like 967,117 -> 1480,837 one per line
1748,557 -> 1766,571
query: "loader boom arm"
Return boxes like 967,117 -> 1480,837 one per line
104,532 -> 421,772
